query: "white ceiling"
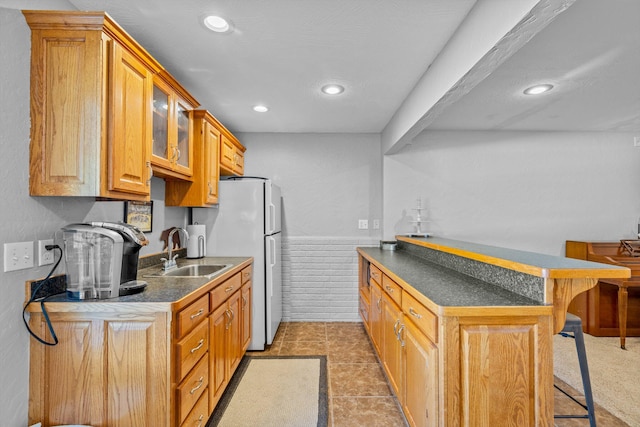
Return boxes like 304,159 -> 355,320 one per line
8,0 -> 640,137
67,0 -> 477,133
428,0 -> 640,132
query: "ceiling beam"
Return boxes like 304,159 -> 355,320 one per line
381,0 -> 576,155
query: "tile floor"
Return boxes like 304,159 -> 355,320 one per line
248,322 -> 629,427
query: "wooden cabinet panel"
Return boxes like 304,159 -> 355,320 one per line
24,11 -> 159,201
241,281 -> 252,352
403,320 -> 438,427
109,42 -> 153,196
446,316 -> 554,426
381,293 -> 403,398
176,320 -> 208,382
180,390 -> 208,427
210,273 -> 241,310
166,110 -> 221,207
29,311 -> 169,427
176,355 -> 208,425
176,293 -> 209,338
402,291 -> 438,344
382,274 -> 402,307
219,131 -> 245,176
369,281 -> 383,355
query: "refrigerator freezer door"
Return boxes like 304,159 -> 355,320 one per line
265,232 -> 282,345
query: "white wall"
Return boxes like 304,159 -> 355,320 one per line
0,9 -> 188,425
384,131 -> 640,255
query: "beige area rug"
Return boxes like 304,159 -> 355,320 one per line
208,356 -> 328,427
554,333 -> 640,426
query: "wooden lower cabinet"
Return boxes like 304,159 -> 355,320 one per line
403,319 -> 438,427
28,311 -> 170,427
381,292 -> 403,397
359,254 -> 554,427
28,264 -> 252,427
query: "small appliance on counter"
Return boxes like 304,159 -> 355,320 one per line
61,221 -> 149,299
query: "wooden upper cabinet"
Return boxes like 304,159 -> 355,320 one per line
151,70 -> 198,181
219,131 -> 245,176
166,110 -> 221,207
24,11 -> 160,201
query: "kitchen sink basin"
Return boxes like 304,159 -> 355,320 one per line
145,264 -> 232,279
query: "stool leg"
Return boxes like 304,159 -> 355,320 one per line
573,325 -> 597,427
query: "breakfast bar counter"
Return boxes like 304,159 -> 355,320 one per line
356,236 -> 630,426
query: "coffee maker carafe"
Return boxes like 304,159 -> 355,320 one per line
61,222 -> 148,299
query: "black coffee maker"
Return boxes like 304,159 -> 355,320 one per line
62,221 -> 149,299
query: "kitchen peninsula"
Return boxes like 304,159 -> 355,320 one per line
358,236 -> 630,426
26,256 -> 253,427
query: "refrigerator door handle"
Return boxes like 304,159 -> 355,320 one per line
269,237 -> 276,296
269,203 -> 276,234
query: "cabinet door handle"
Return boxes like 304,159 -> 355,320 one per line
393,319 -> 400,336
208,182 -> 214,195
225,286 -> 234,293
176,148 -> 181,161
225,310 -> 232,329
398,324 -> 406,347
385,285 -> 394,294
242,296 -> 247,308
190,376 -> 204,394
196,414 -> 204,427
190,338 -> 204,354
190,309 -> 204,320
377,297 -> 382,311
409,307 -> 422,319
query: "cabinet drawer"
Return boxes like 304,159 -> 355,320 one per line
177,356 -> 209,425
359,291 -> 370,324
211,273 -> 241,309
180,389 -> 209,427
177,294 -> 209,338
176,320 -> 209,381
370,264 -> 382,285
241,266 -> 252,284
402,292 -> 438,343
382,275 -> 402,307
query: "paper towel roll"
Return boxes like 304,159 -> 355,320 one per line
186,224 -> 206,258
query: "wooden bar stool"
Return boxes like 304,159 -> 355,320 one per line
555,312 -> 597,426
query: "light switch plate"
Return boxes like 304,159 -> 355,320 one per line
4,241 -> 34,272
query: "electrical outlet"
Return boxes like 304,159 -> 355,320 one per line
38,239 -> 54,266
634,136 -> 640,147
373,219 -> 380,230
4,241 -> 34,272
358,219 -> 369,230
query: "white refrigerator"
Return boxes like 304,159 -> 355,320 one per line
197,177 -> 282,351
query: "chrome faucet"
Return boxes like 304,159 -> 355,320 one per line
161,227 -> 189,271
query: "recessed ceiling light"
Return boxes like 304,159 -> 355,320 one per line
203,15 -> 232,33
523,84 -> 554,95
321,84 -> 345,95
253,105 -> 269,113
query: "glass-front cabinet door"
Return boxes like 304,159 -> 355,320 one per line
174,99 -> 192,175
152,83 -> 172,170
150,73 -> 195,180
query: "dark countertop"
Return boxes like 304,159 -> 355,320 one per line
359,247 -> 543,308
36,256 -> 253,308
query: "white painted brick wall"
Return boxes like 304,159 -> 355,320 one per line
282,237 -> 378,321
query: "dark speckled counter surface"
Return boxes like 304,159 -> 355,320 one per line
36,256 -> 252,306
359,247 -> 542,307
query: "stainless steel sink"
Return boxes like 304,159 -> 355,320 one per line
145,264 -> 232,279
